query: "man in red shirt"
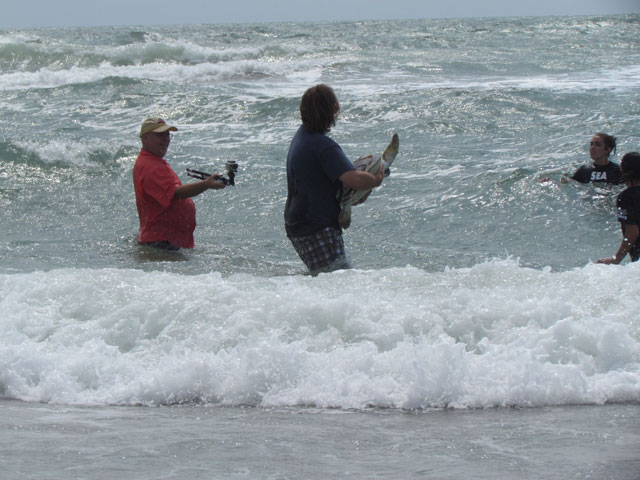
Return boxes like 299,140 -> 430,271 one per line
133,117 -> 225,250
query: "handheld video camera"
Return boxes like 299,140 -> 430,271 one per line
187,160 -> 238,186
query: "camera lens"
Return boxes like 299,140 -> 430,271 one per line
224,161 -> 238,185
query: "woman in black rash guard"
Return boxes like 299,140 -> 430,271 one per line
570,132 -> 621,185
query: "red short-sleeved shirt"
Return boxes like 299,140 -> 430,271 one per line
133,149 -> 196,248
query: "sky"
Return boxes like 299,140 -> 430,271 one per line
0,0 -> 638,28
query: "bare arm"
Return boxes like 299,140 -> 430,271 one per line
339,165 -> 383,191
597,224 -> 640,264
174,174 -> 225,199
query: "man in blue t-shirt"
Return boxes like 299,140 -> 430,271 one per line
284,84 -> 383,274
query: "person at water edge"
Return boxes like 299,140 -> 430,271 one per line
540,133 -> 621,184
284,84 -> 384,274
597,152 -> 640,265
133,117 -> 225,250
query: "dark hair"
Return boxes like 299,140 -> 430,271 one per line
300,84 -> 340,134
620,152 -> 640,181
594,132 -> 617,157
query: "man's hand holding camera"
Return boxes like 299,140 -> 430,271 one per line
204,173 -> 227,189
187,161 -> 238,187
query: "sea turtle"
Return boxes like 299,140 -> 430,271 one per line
338,133 -> 399,229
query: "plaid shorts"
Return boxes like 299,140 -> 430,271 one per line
289,226 -> 351,274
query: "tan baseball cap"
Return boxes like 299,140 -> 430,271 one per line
139,117 -> 178,137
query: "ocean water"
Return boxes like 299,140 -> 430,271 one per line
1,14 -> 639,479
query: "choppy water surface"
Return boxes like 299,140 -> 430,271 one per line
1,14 -> 639,479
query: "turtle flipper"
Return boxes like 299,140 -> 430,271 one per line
338,205 -> 352,229
382,133 -> 399,176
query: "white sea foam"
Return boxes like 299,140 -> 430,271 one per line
3,48 -> 637,97
394,64 -> 640,94
0,58 -> 329,91
1,260 -> 638,408
11,137 -> 127,166
0,32 -> 42,45
1,16 -> 639,413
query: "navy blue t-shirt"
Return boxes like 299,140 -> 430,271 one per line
571,161 -> 621,184
284,126 -> 355,237
616,185 -> 640,261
